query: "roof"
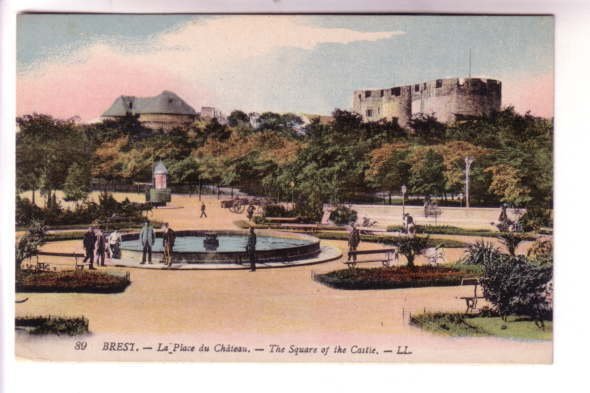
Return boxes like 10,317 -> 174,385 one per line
153,161 -> 168,175
102,90 -> 197,117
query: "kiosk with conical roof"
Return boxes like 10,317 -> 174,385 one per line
149,160 -> 171,204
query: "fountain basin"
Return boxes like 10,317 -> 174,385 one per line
120,230 -> 321,264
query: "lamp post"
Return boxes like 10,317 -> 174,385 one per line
464,157 -> 474,208
289,181 -> 295,209
401,184 -> 407,217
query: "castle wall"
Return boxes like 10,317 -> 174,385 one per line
353,77 -> 501,126
103,113 -> 195,131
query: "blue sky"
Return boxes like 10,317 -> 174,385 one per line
17,14 -> 554,120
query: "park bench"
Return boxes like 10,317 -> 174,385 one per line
345,248 -> 399,269
22,255 -> 52,272
34,251 -> 87,271
265,217 -> 301,223
278,223 -> 320,232
458,277 -> 486,314
356,226 -> 388,235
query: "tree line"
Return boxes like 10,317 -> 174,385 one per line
16,107 -> 553,222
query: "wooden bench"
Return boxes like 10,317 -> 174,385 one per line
266,217 -> 301,223
278,223 -> 320,232
22,255 -> 52,272
459,277 -> 486,313
345,248 -> 399,269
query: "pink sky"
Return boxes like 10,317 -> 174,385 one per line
17,65 -> 554,122
16,16 -> 553,122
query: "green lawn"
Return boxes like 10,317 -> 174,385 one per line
410,312 -> 552,341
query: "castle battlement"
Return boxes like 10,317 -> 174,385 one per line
352,77 -> 501,126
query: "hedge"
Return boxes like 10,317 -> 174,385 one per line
314,266 -> 465,290
15,315 -> 89,336
16,270 -> 131,293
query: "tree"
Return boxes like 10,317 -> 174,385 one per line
227,110 -> 250,127
366,143 -> 410,203
481,255 -> 552,325
408,113 -> 446,142
17,114 -> 88,207
485,164 -> 532,206
63,162 -> 91,203
15,221 -> 46,273
396,236 -> 429,268
167,156 -> 201,185
408,148 -> 445,197
204,118 -> 231,141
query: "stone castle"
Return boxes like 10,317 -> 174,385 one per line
352,77 -> 501,126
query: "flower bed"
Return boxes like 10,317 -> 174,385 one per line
16,270 -> 131,293
314,266 -> 465,290
15,316 -> 89,336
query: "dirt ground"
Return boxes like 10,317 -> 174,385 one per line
15,194 -> 551,363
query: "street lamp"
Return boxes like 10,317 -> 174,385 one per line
289,181 -> 295,208
464,157 -> 474,208
401,184 -> 407,216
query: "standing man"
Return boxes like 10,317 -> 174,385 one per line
162,223 -> 176,267
347,223 -> 361,262
200,202 -> 207,218
95,228 -> 107,267
139,220 -> 155,264
246,227 -> 257,272
82,227 -> 97,270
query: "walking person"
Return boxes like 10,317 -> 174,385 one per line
82,227 -> 97,270
347,223 -> 361,262
200,202 -> 207,218
247,227 -> 257,272
94,228 -> 107,267
139,220 -> 155,264
247,204 -> 255,221
161,223 -> 176,267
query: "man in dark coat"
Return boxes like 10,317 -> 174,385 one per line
162,223 -> 176,267
246,227 -> 257,272
95,228 -> 107,267
200,202 -> 207,218
82,227 -> 97,270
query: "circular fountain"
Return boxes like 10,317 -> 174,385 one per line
119,230 -> 323,265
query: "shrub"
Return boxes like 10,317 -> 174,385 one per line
315,266 -> 465,290
386,224 -> 496,237
16,194 -> 148,227
497,232 -> 528,256
263,204 -> 295,218
15,221 -> 46,273
462,240 -> 501,265
328,205 -> 358,225
16,270 -> 131,293
481,255 -> 553,325
395,236 -> 429,267
527,238 -> 553,266
15,316 -> 89,336
519,207 -> 553,232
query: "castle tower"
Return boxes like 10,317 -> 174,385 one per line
352,77 -> 502,126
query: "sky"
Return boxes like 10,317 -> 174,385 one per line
17,14 -> 554,122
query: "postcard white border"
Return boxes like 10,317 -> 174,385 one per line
2,1 -> 589,393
